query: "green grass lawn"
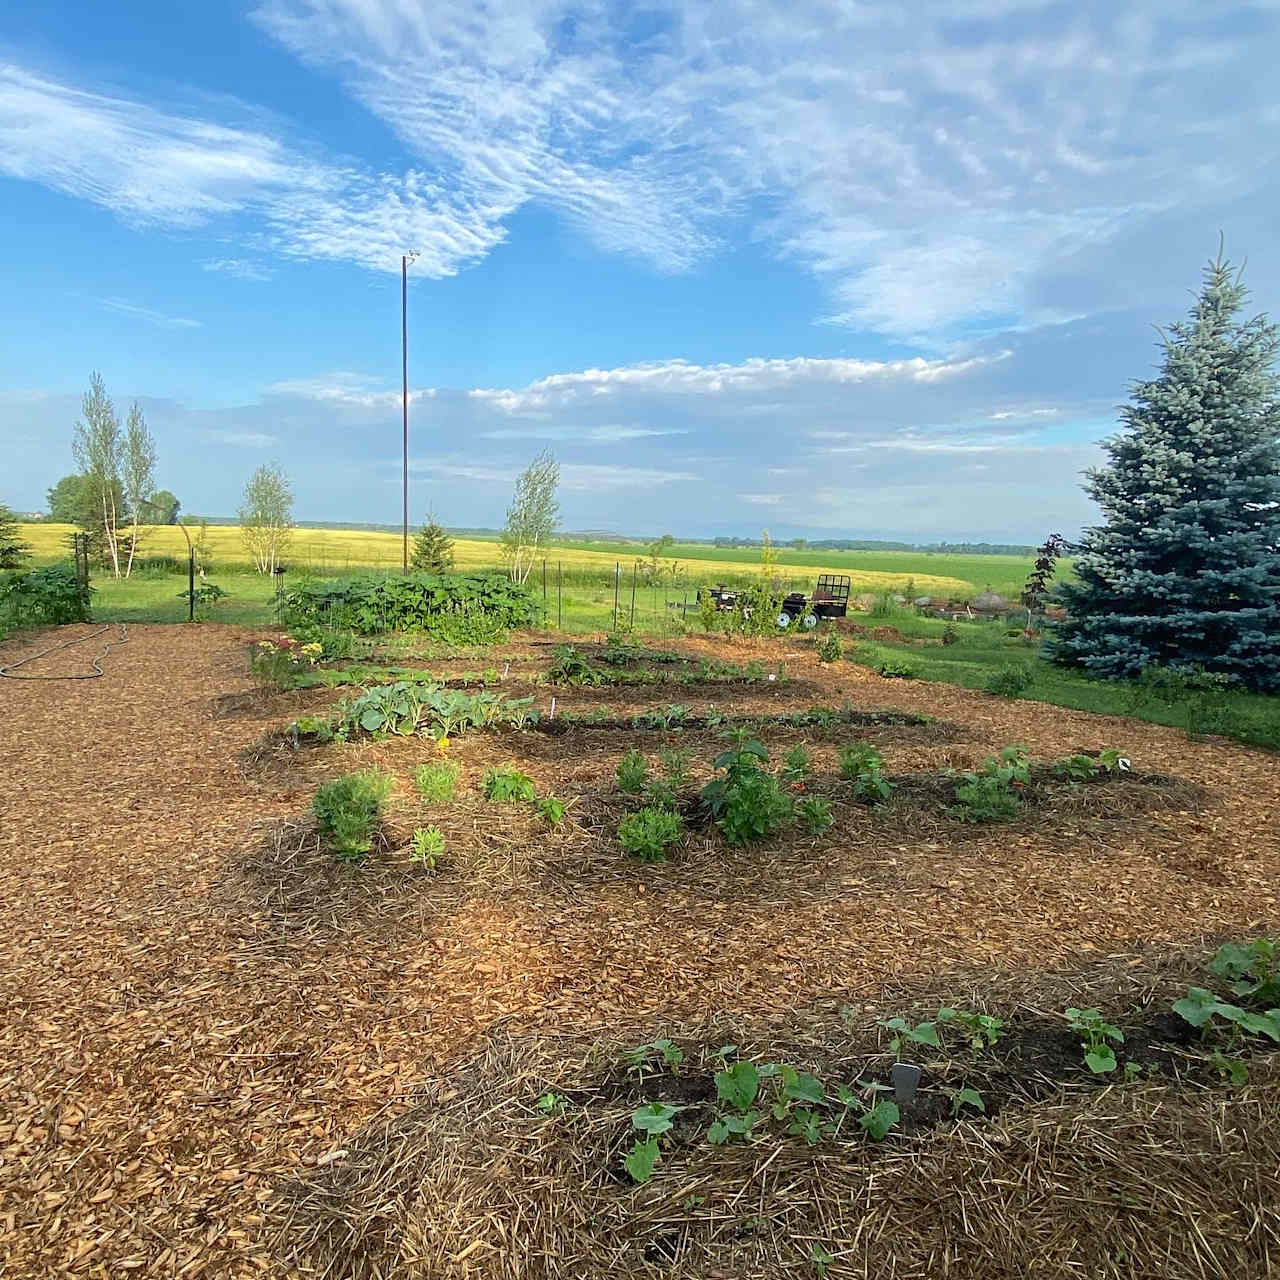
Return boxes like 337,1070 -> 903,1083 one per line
843,610 -> 1280,751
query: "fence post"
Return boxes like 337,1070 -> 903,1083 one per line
613,562 -> 620,630
629,561 -> 637,628
188,548 -> 195,623
557,561 -> 563,629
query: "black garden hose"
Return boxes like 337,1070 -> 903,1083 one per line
0,623 -> 129,680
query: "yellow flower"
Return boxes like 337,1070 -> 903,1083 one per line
436,735 -> 450,755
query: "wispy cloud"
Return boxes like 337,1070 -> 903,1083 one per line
202,429 -> 277,447
96,297 -> 202,329
201,257 -> 273,281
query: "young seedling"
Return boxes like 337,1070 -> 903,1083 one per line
809,1242 -> 836,1278
857,1099 -> 899,1140
796,796 -> 833,835
536,795 -> 567,826
622,1039 -> 684,1077
1065,1007 -> 1124,1073
534,1091 -> 565,1115
1173,987 -> 1280,1042
937,1007 -> 1006,1050
838,743 -> 883,779
617,807 -> 684,862
624,1137 -> 660,1184
878,1017 -> 941,1056
408,825 -> 446,868
631,1102 -> 682,1136
947,1086 -> 986,1116
483,766 -> 537,803
1210,938 -> 1280,1005
782,744 -> 811,783
413,759 -> 460,803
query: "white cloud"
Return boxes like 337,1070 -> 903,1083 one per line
202,429 -> 278,447
479,424 -> 688,444
202,257 -> 273,281
741,493 -> 784,505
96,297 -> 202,329
268,373 -> 435,408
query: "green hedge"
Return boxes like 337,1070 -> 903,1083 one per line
282,572 -> 542,642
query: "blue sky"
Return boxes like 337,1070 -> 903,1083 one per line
3,0 -> 1278,541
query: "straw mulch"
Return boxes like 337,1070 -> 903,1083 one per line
1,623 -> 1277,1279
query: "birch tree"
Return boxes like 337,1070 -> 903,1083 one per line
239,464 -> 294,574
121,402 -> 157,579
71,372 -> 123,578
500,450 -> 559,585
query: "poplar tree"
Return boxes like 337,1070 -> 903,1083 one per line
1048,248 -> 1280,691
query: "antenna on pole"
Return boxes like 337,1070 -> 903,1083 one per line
402,250 -> 419,573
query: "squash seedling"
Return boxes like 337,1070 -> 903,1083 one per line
1065,1007 -> 1124,1073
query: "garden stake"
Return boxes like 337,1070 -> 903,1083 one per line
891,1062 -> 921,1103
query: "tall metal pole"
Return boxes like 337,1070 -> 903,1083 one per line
402,253 -> 409,574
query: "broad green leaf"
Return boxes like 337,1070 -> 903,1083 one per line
782,1070 -> 825,1105
632,1103 -> 681,1135
951,1087 -> 985,1114
1084,1046 -> 1117,1074
908,1022 -> 941,1047
624,1137 -> 659,1184
1238,1011 -> 1280,1042
858,1100 -> 899,1141
715,1060 -> 760,1112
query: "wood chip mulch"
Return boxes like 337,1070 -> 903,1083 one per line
1,624 -> 1277,1278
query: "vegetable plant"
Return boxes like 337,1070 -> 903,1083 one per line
1065,1007 -> 1124,1073
483,767 -> 537,803
312,770 -> 394,862
536,795 -> 567,826
796,796 -> 833,836
1210,938 -> 1280,1005
878,1017 -> 941,1056
616,749 -> 650,794
1172,987 -> 1280,1042
413,759 -> 460,803
1053,753 -> 1099,781
947,1086 -> 985,1115
857,1099 -> 899,1139
701,731 -> 793,844
948,773 -> 1020,823
817,631 -> 843,663
782,744 -> 810,783
937,1007 -> 1005,1050
618,807 -> 684,861
408,825 -> 446,868
838,743 -> 883,779
622,1039 -> 684,1077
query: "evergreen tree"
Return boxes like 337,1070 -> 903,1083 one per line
411,514 -> 455,573
1048,248 -> 1280,691
0,501 -> 31,569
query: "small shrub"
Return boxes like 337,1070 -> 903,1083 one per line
941,622 -> 959,646
796,796 -> 832,835
177,581 -> 227,620
817,631 -> 843,663
618,806 -> 684,861
408,825 -> 446,868
313,770 -> 394,862
718,770 -> 793,844
782,745 -> 811,783
536,795 -> 567,826
483,767 -> 537,803
617,750 -> 650,794
838,743 -> 883,779
949,773 -> 1020,823
413,760 -> 460,803
876,658 -> 916,679
547,645 -> 604,686
985,663 -> 1033,697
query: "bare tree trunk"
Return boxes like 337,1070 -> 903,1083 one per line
101,489 -> 121,578
125,513 -> 139,579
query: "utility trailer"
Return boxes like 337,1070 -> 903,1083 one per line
702,574 -> 852,629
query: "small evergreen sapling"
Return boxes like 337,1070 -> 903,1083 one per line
410,514 -> 455,573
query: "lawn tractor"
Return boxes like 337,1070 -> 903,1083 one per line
702,574 -> 851,629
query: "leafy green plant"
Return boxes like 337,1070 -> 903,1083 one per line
408,825 -> 446,868
876,659 -> 916,679
796,796 -> 833,835
177,580 -> 226,620
850,769 -> 894,804
937,1008 -> 1005,1050
632,1102 -> 682,1135
714,1060 -> 760,1111
1172,987 -> 1280,1042
857,1099 -> 899,1140
947,1086 -> 986,1115
313,770 -> 394,862
782,744 -> 811,783
534,1091 -> 565,1115
623,1039 -> 685,1077
817,631 -> 843,663
547,645 -> 605,686
536,795 -> 567,826
809,1242 -> 836,1278
341,681 -> 428,736
1209,938 -> 1280,1005
878,1017 -> 941,1056
1096,748 -> 1131,774
624,1136 -> 660,1184
838,743 -> 883,778
984,663 -> 1033,697
984,745 -> 1033,783
617,807 -> 684,861
717,769 -> 794,844
483,767 -> 537,803
1053,753 -> 1099,781
413,759 -> 460,803
1065,1007 -> 1124,1073
657,747 -> 693,790
948,773 -> 1021,823
617,749 -> 650,794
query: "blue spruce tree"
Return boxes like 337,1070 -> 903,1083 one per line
1048,249 -> 1280,691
